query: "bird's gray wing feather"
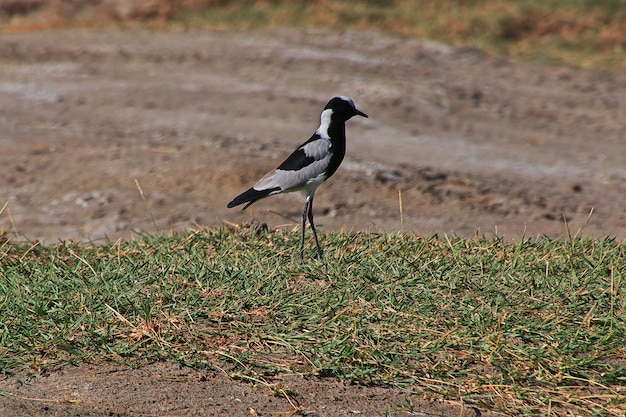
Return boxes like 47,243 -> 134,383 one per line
254,154 -> 331,192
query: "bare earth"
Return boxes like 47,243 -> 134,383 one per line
1,28 -> 625,416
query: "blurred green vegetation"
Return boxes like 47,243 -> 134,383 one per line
171,0 -> 626,71
2,0 -> 626,71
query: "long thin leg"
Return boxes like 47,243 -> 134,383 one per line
307,195 -> 323,260
300,196 -> 310,261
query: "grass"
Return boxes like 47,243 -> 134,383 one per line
4,0 -> 626,72
179,0 -> 626,72
1,228 -> 625,415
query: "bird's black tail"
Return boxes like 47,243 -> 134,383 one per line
227,187 -> 280,210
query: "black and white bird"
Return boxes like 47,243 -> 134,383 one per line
227,96 -> 368,260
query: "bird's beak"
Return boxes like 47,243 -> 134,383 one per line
355,109 -> 368,118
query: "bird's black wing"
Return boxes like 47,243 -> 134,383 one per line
276,133 -> 322,171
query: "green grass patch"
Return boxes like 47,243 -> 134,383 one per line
1,229 -> 625,415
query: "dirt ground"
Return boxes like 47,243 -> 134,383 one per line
1,360 -> 506,417
2,28 -> 626,244
1,27 -> 625,416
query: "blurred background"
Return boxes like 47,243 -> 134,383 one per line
1,0 -> 625,243
3,0 -> 626,71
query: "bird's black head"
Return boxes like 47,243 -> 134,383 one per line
325,96 -> 368,122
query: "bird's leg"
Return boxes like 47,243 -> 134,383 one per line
307,195 -> 323,260
300,197 -> 310,261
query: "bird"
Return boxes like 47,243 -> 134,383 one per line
227,96 -> 368,260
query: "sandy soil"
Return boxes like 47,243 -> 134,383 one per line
1,27 -> 625,416
1,361 -> 505,417
2,29 -> 626,244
